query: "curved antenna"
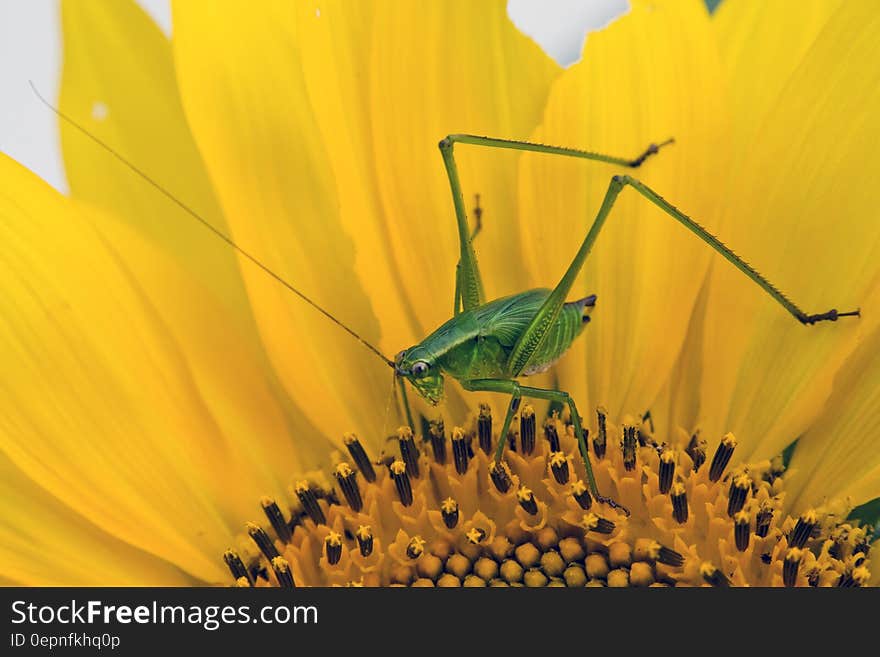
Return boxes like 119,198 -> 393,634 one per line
30,81 -> 395,370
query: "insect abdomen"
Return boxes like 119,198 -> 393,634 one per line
520,297 -> 593,375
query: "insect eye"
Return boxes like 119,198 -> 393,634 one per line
411,361 -> 429,377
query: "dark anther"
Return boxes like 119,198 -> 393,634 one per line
441,498 -> 460,529
582,512 -> 614,534
390,460 -> 413,506
325,532 -> 343,565
429,419 -> 447,464
671,482 -> 689,524
594,407 -> 608,459
782,548 -> 802,587
260,497 -> 292,542
789,510 -> 817,549
294,481 -> 327,526
490,460 -> 513,494
247,522 -> 280,560
686,431 -> 707,472
520,405 -> 536,455
271,557 -> 295,588
452,427 -> 470,474
708,433 -> 737,482
507,430 -> 517,452
727,473 -> 751,517
356,525 -> 373,557
734,511 -> 751,552
478,403 -> 492,454
837,567 -> 869,588
658,449 -> 675,494
622,425 -> 637,471
571,480 -> 593,510
549,451 -> 570,484
517,486 -> 539,515
656,545 -> 684,568
544,418 -> 561,452
344,433 -> 376,483
406,536 -> 426,559
397,426 -> 420,478
756,506 -> 773,538
700,563 -> 730,587
223,550 -> 252,585
333,463 -> 363,513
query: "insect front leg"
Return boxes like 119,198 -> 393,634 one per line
460,378 -> 629,516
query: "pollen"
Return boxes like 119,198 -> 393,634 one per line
227,406 -> 873,587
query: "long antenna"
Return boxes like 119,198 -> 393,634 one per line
30,81 -> 395,370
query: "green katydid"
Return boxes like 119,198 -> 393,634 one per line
37,83 -> 860,516
391,134 -> 859,515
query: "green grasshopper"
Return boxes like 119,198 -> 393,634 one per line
389,134 -> 859,514
41,82 -> 859,515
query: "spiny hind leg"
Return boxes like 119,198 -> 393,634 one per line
508,174 -> 858,376
460,378 -> 629,516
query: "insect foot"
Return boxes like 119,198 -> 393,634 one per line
225,412 -> 873,587
802,308 -> 861,325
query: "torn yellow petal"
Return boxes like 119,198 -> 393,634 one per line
0,154 -> 245,582
785,320 -> 880,513
698,4 -> 880,462
0,453 -> 195,586
518,0 -> 727,419
60,0 -> 252,326
172,1 -> 391,446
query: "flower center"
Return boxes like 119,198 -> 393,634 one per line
224,406 -> 872,587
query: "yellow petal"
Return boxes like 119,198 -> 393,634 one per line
364,0 -> 559,337
61,0 -> 330,477
59,0 -> 252,327
785,322 -> 880,513
713,0 -> 841,160
172,1 -> 558,440
296,0 -> 558,424
172,1 -> 395,445
0,154 -> 257,582
518,0 -> 727,420
697,4 -> 880,462
0,453 -> 195,585
88,203 -> 334,504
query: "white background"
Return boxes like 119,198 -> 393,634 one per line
0,0 -> 627,192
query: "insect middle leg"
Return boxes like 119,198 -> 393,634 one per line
460,378 -> 629,515
440,134 -> 674,314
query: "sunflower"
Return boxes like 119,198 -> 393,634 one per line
1,0 -> 878,587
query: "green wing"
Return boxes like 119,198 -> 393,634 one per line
476,289 -> 552,347
475,288 -> 595,376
